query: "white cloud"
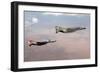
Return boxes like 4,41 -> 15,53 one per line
43,12 -> 88,17
32,17 -> 38,24
42,12 -> 63,16
65,13 -> 79,16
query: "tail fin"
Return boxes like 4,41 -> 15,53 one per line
55,26 -> 59,33
48,40 -> 56,43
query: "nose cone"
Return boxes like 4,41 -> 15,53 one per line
28,40 -> 33,45
80,27 -> 86,30
83,27 -> 86,29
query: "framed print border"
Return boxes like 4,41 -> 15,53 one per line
11,1 -> 98,72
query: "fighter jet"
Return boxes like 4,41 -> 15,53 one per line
28,40 -> 56,47
55,26 -> 86,33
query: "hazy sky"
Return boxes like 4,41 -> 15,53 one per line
24,11 -> 90,62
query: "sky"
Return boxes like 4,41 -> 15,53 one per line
24,11 -> 90,62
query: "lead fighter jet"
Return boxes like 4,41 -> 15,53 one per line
28,40 -> 56,47
55,26 -> 86,33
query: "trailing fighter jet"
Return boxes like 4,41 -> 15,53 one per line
55,26 -> 86,33
28,40 -> 56,47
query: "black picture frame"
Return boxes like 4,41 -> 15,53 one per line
11,1 -> 98,72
